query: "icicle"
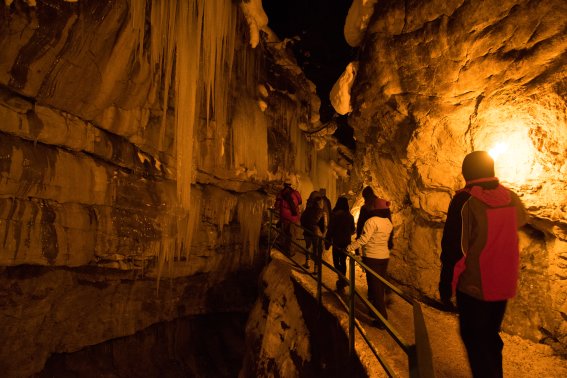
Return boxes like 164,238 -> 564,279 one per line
174,0 -> 200,211
133,0 -> 289,278
180,188 -> 202,260
129,0 -> 146,63
232,97 -> 268,179
202,187 -> 238,233
237,192 -> 265,264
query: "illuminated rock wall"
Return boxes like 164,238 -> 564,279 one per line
0,0 -> 329,375
348,0 -> 566,351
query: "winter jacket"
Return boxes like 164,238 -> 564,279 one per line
275,186 -> 302,223
326,209 -> 355,249
357,199 -> 394,249
301,201 -> 327,238
347,214 -> 393,259
439,178 -> 527,302
357,198 -> 391,237
356,203 -> 372,238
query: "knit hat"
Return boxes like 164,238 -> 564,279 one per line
308,191 -> 322,201
462,151 -> 495,181
361,186 -> 376,201
372,197 -> 391,210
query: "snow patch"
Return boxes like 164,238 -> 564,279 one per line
240,0 -> 269,48
344,0 -> 378,47
330,61 -> 359,115
257,99 -> 267,112
330,160 -> 349,178
257,84 -> 269,98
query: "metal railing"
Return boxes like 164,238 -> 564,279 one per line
266,208 -> 435,378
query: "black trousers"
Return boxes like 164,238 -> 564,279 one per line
362,257 -> 389,320
332,245 -> 347,281
279,220 -> 292,253
457,290 -> 507,378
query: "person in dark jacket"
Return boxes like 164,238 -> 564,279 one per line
326,196 -> 355,292
439,151 -> 527,378
300,191 -> 327,270
319,188 -> 333,242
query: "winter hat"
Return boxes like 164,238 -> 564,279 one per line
373,197 -> 391,210
361,186 -> 376,201
462,151 -> 495,181
284,173 -> 296,185
308,191 -> 322,201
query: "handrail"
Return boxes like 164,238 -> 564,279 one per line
266,208 -> 435,378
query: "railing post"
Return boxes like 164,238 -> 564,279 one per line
303,233 -> 310,269
408,345 -> 418,378
413,301 -> 435,378
348,253 -> 355,358
316,239 -> 322,306
267,209 -> 273,265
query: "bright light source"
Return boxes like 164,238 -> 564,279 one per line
488,143 -> 508,159
482,126 -> 539,185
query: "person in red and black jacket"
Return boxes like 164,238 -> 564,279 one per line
275,181 -> 302,255
439,151 -> 527,378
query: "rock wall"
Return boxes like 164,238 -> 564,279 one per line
240,256 -> 366,377
348,0 -> 567,351
0,265 -> 259,377
39,312 -> 249,378
0,0 -> 334,374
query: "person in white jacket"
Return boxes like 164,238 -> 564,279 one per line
347,197 -> 393,327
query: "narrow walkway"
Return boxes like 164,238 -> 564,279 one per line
273,248 -> 567,378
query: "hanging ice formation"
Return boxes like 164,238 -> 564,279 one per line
129,0 -> 244,268
287,100 -> 338,203
237,192 -> 265,264
129,0 -> 334,276
232,97 -> 269,179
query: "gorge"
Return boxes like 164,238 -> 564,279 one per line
0,0 -> 566,376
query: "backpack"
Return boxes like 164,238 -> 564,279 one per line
301,205 -> 324,236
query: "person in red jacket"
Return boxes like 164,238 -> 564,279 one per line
274,181 -> 302,255
439,151 -> 527,378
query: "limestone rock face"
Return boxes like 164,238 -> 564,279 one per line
240,255 -> 365,377
0,0 -> 328,374
348,0 -> 567,351
241,259 -> 312,377
0,0 -> 320,269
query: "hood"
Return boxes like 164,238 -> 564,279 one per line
468,184 -> 512,207
372,197 -> 391,210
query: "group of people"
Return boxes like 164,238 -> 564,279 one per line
275,181 -> 395,328
275,150 -> 527,378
